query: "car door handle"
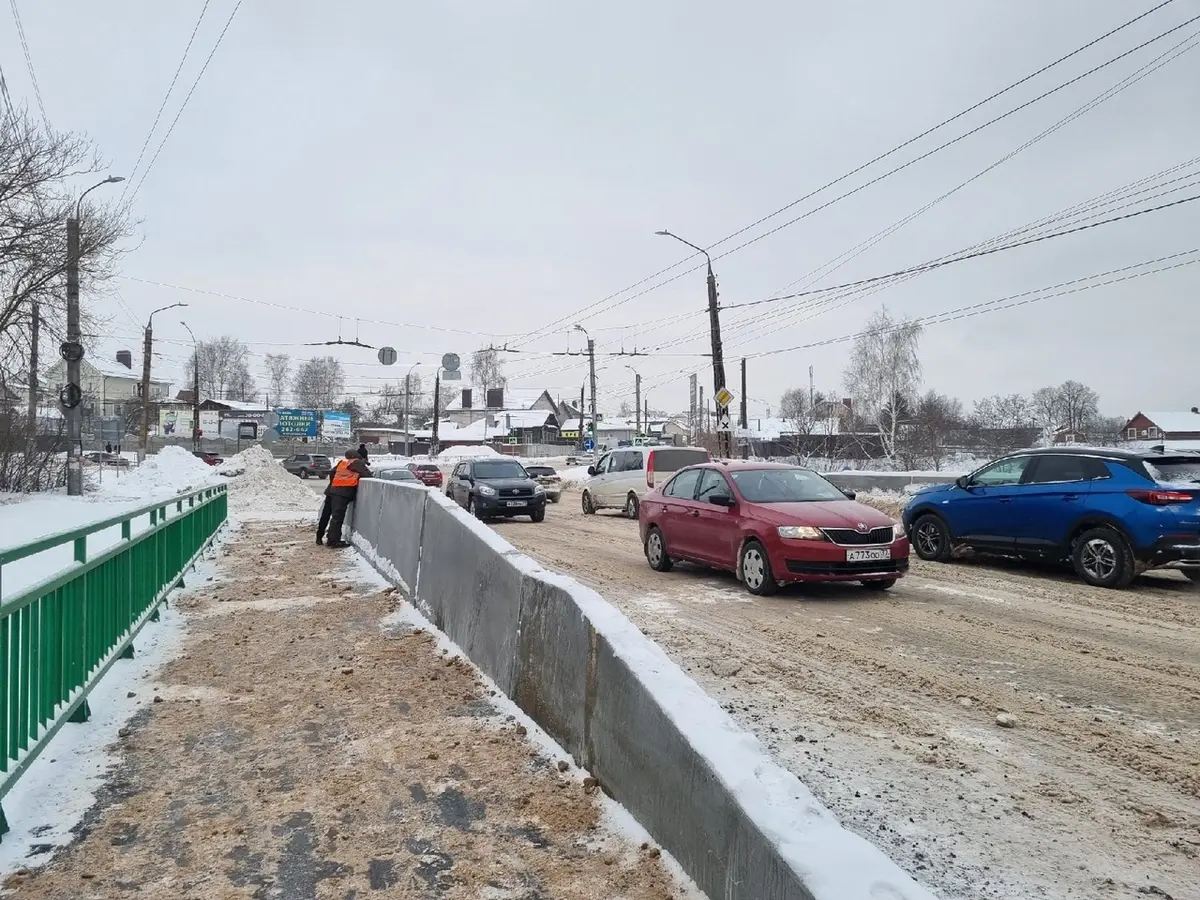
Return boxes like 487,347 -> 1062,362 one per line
999,498 -> 1013,503
1061,494 -> 1079,501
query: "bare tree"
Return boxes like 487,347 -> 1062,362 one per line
187,336 -> 252,401
469,347 -> 507,393
901,390 -> 965,470
0,109 -> 132,489
843,306 -> 923,460
293,356 -> 345,409
1031,381 -> 1100,442
264,353 -> 291,404
970,393 -> 1034,456
228,359 -> 257,403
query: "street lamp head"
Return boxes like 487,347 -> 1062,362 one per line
105,176 -> 126,184
654,230 -> 670,236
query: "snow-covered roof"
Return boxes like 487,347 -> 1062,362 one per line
434,409 -> 557,442
84,355 -> 168,383
1139,411 -> 1200,433
1125,439 -> 1200,452
217,400 -> 268,412
738,416 -> 846,440
444,387 -> 551,411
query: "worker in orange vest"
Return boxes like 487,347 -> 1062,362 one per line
324,449 -> 372,548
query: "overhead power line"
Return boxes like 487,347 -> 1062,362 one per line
8,0 -> 47,129
506,0 -> 1182,346
125,0 -> 243,207
119,0 -> 213,207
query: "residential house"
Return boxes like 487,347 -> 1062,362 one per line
1120,409 -> 1200,449
443,387 -> 559,427
45,349 -> 171,424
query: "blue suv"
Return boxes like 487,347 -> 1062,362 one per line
902,447 -> 1200,589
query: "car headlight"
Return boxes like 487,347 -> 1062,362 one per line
532,485 -> 545,496
777,525 -> 825,540
892,522 -> 905,542
477,484 -> 497,497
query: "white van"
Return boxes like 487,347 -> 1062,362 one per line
581,446 -> 711,518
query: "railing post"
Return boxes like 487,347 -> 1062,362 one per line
73,536 -> 86,564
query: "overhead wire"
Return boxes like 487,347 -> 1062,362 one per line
118,0 -> 212,207
8,0 -> 47,130
503,0 -> 1183,347
125,0 -> 243,207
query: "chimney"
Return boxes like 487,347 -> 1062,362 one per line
461,388 -> 472,409
116,350 -> 132,369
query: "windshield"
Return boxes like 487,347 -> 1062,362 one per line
730,468 -> 848,503
474,460 -> 528,479
1144,458 -> 1200,485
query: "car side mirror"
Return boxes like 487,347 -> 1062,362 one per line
955,475 -> 971,490
708,493 -> 734,507
586,466 -> 596,476
841,488 -> 857,500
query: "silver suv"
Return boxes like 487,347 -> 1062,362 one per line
581,446 -> 710,518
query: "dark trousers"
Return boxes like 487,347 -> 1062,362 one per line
316,495 -> 333,542
326,493 -> 354,545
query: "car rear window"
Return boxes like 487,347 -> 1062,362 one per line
1144,457 -> 1200,485
526,466 -> 556,476
415,464 -> 439,472
650,448 -> 709,472
313,456 -> 331,465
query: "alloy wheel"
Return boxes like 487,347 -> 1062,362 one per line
915,521 -> 941,557
1080,538 -> 1117,582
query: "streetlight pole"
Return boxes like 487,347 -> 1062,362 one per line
573,324 -> 597,451
64,175 -> 124,495
181,321 -> 200,451
625,364 -> 641,442
140,302 -> 187,457
404,362 -> 419,456
656,229 -> 730,457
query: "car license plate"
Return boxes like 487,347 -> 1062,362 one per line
506,500 -> 527,507
846,548 -> 890,562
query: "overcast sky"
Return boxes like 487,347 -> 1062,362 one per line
6,0 -> 1198,419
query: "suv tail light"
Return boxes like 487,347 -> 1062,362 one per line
646,450 -> 655,488
1127,489 -> 1195,505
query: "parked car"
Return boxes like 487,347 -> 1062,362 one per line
447,457 -> 546,522
282,453 -> 332,479
524,465 -> 562,503
377,467 -> 421,484
192,451 -> 223,466
406,462 -> 443,488
901,446 -> 1200,589
582,446 -> 711,519
639,461 -> 908,595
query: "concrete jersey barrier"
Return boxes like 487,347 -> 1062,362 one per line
351,478 -> 938,900
822,471 -> 961,493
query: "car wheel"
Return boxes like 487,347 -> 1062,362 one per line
912,514 -> 952,562
467,496 -> 486,520
582,491 -> 596,515
740,541 -> 778,596
549,494 -> 559,504
530,508 -> 546,523
862,579 -> 897,591
624,493 -> 639,519
299,468 -> 309,479
645,527 -> 672,572
1072,527 -> 1135,589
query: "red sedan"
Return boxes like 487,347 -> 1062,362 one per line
406,463 -> 443,488
637,461 -> 909,595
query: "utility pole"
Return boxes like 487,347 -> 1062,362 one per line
699,386 -> 705,437
180,320 -> 200,451
432,371 -> 441,455
656,230 -> 729,457
63,176 -> 124,495
140,304 -> 187,457
404,363 -> 418,456
644,398 -> 649,441
587,339 -> 597,449
740,357 -> 748,459
627,365 -> 641,440
578,385 -> 585,452
689,373 -> 698,444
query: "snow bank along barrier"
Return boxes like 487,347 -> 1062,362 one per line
0,484 -> 228,839
823,471 -> 959,493
351,479 -> 936,900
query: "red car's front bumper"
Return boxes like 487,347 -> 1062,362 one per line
765,535 -> 911,582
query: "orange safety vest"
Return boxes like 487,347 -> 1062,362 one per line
331,458 -> 360,489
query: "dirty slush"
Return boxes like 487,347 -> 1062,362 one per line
5,521 -> 681,899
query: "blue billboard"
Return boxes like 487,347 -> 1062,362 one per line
321,410 -> 352,440
275,408 -> 318,437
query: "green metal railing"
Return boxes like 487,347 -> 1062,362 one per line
0,484 -> 228,838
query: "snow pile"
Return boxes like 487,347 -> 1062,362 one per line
557,465 -> 593,489
216,446 -> 321,517
854,490 -> 906,519
436,444 -> 500,461
91,446 -> 217,502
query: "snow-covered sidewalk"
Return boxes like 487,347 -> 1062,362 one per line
1,519 -> 697,898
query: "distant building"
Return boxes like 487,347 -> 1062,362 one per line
45,349 -> 171,422
1120,409 -> 1200,443
443,387 -> 559,427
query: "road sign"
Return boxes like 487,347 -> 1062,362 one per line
442,368 -> 461,381
442,353 -> 460,371
716,409 -> 732,432
583,438 -> 595,452
715,386 -> 734,408
378,346 -> 397,366
507,437 -> 518,445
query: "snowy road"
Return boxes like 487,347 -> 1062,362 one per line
493,498 -> 1200,900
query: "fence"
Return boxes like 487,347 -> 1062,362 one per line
0,484 -> 228,839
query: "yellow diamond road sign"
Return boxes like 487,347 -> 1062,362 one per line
715,386 -> 734,407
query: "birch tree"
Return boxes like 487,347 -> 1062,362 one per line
843,306 -> 923,460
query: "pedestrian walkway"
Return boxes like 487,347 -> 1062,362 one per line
4,521 -> 683,899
